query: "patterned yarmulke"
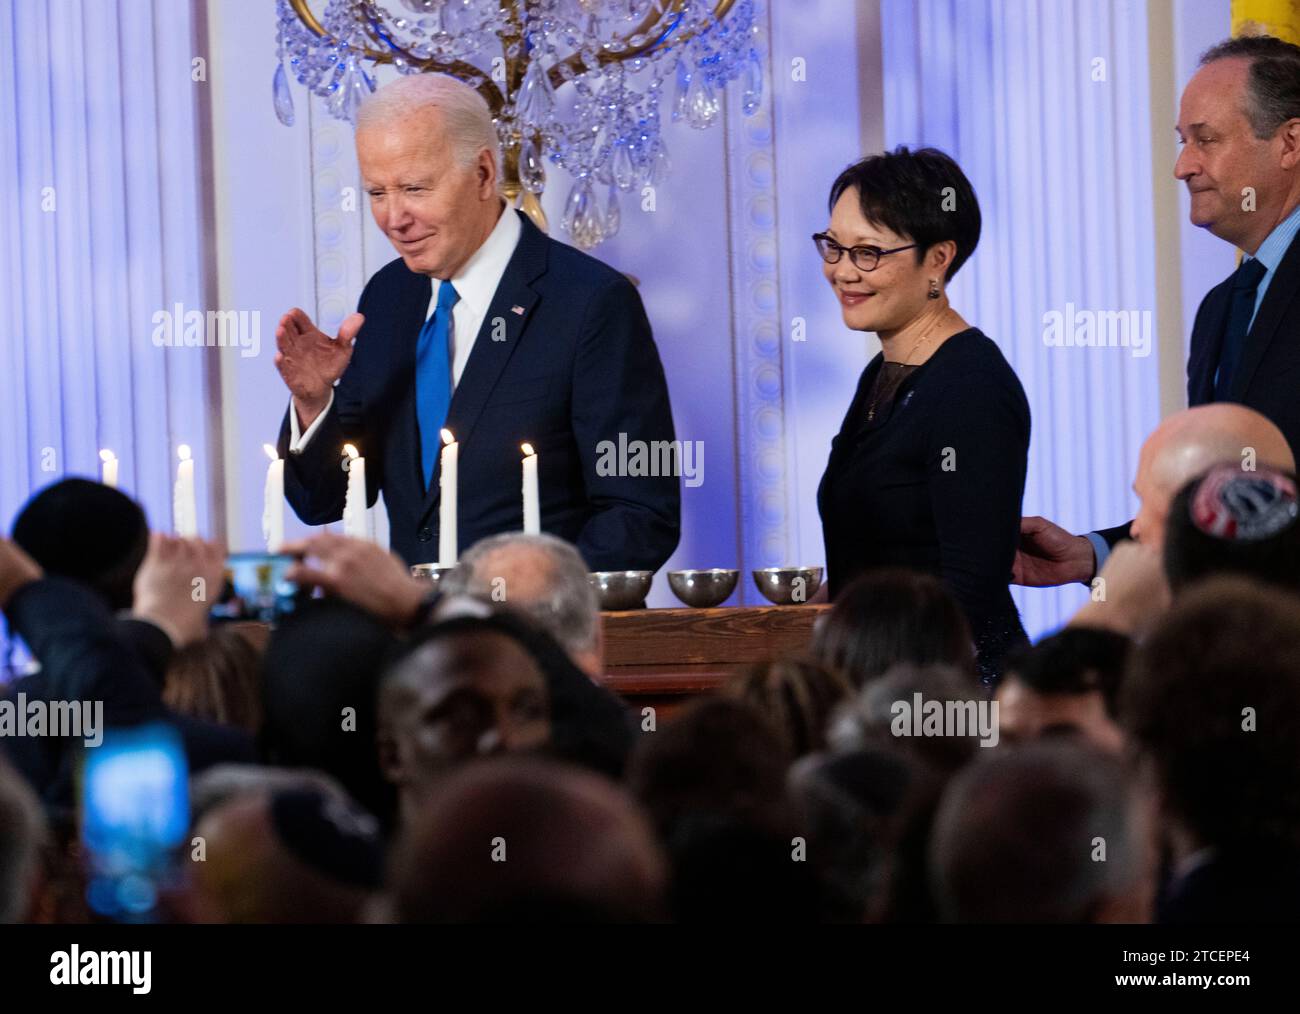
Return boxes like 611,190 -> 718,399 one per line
1190,464 -> 1299,542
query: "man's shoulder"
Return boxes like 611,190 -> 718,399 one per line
534,231 -> 635,297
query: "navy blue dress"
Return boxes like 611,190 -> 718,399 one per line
817,328 -> 1031,681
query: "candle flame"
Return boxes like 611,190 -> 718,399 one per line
263,444 -> 279,462
178,444 -> 192,461
99,449 -> 116,463
441,428 -> 455,445
343,443 -> 359,460
521,442 -> 535,456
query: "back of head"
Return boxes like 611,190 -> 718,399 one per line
1164,463 -> 1300,595
191,785 -> 383,923
627,697 -> 790,838
1002,627 -> 1130,717
812,568 -> 975,688
389,757 -> 666,922
442,532 -> 601,670
0,758 -> 46,923
164,626 -> 264,733
12,478 -> 149,610
1125,577 -> 1300,852
930,740 -> 1150,923
722,656 -> 853,759
261,600 -> 399,824
829,663 -> 987,773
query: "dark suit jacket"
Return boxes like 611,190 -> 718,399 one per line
1099,229 -> 1300,548
2,578 -> 253,816
279,212 -> 681,569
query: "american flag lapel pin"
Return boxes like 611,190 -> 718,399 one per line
511,305 -> 525,316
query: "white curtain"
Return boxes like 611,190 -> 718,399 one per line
0,0 -> 212,654
881,0 -> 1164,636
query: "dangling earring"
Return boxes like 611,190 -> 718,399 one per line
928,278 -> 940,300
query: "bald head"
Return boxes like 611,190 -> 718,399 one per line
388,758 -> 667,922
190,788 -> 382,924
1131,405 -> 1294,550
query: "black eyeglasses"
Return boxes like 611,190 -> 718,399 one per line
812,233 -> 917,272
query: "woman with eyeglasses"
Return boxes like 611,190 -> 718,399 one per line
814,146 -> 1030,683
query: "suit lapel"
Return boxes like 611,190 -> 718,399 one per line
417,213 -> 549,522
1188,280 -> 1231,407
1229,232 -> 1300,401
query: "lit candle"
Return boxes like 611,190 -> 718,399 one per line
438,428 -> 458,565
174,444 -> 197,537
99,449 -> 119,489
262,444 -> 285,553
342,443 -> 369,540
521,442 -> 540,534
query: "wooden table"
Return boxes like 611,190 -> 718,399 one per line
598,604 -> 829,713
235,604 -> 828,714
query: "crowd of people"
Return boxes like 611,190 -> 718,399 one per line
3,396 -> 1300,924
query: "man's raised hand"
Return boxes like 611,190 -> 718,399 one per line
274,308 -> 365,429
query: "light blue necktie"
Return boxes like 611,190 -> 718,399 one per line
416,281 -> 460,489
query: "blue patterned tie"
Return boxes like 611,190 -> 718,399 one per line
1214,257 -> 1267,400
416,281 -> 460,489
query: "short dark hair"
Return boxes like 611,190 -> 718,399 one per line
11,478 -> 149,610
1163,464 -> 1300,595
1003,627 -> 1130,717
811,568 -> 975,689
827,146 -> 981,281
930,740 -> 1144,923
1124,577 -> 1300,851
1200,34 -> 1300,138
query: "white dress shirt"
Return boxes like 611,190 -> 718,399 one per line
288,204 -> 523,451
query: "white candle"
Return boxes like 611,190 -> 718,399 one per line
438,428 -> 458,565
262,444 -> 285,553
342,443 -> 370,540
174,444 -> 197,537
99,449 -> 118,489
521,442 -> 540,534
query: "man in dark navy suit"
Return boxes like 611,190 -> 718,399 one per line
274,74 -> 680,570
1014,35 -> 1300,587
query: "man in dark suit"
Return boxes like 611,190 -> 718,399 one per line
1015,34 -> 1300,587
274,74 -> 680,570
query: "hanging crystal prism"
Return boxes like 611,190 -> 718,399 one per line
672,57 -> 692,123
685,71 -> 720,130
273,61 -> 295,127
610,140 -> 636,192
327,55 -> 375,124
517,58 -> 556,131
520,136 -> 546,194
603,184 -> 621,240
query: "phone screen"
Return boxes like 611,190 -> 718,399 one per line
211,552 -> 303,623
81,723 -> 189,919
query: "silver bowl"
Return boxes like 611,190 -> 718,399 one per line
752,566 -> 823,605
667,568 -> 739,608
589,570 -> 653,610
411,563 -> 459,587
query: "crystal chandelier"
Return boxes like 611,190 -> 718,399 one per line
274,0 -> 762,249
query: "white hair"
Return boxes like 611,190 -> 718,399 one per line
356,73 -> 501,173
